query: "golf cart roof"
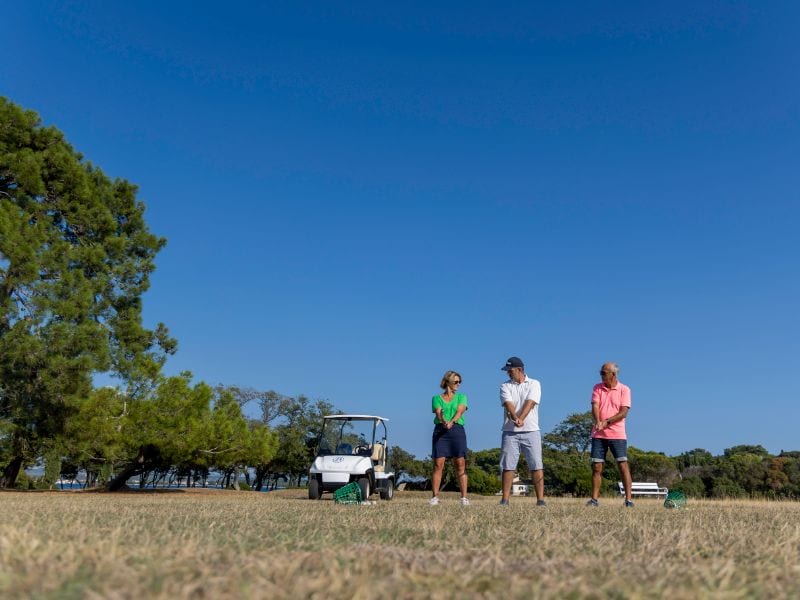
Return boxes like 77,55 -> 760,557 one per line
323,414 -> 389,422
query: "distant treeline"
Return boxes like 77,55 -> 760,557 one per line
3,377 -> 338,492
392,412 -> 800,499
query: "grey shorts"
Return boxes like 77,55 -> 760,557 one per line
500,431 -> 543,472
591,437 -> 628,463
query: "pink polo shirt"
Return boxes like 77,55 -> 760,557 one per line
590,382 -> 631,440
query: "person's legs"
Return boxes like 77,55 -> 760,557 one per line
589,438 -> 607,500
519,431 -> 545,502
431,457 -> 445,497
591,462 -> 604,499
608,439 -> 632,501
453,456 -> 468,497
431,425 -> 450,501
530,469 -> 544,501
450,425 -> 468,498
501,470 -> 515,502
618,460 -> 632,501
499,432 -> 520,502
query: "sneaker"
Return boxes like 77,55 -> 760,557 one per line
586,498 -> 599,507
536,499 -> 547,507
624,499 -> 634,508
460,497 -> 470,506
429,496 -> 439,506
499,499 -> 509,506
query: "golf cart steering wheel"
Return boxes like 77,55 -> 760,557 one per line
355,443 -> 371,456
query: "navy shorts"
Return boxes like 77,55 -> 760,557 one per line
591,437 -> 628,463
432,423 -> 467,459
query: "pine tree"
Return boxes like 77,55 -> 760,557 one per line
0,97 -> 175,487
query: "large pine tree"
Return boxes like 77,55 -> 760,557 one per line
0,97 -> 175,487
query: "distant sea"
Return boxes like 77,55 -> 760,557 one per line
49,480 -> 286,491
28,467 -> 288,491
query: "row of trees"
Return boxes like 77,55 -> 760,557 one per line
9,375 -> 337,492
35,377 -> 278,491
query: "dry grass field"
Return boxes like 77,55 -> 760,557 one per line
1,488 -> 799,599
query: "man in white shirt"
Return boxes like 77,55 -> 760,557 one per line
499,356 -> 545,506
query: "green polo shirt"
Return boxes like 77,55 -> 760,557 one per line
432,393 -> 468,425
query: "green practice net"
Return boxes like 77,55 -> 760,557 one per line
664,490 -> 687,509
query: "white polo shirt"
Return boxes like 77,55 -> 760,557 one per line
500,375 -> 541,432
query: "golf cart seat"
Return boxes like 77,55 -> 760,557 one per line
336,443 -> 353,455
371,442 -> 384,461
371,442 -> 385,471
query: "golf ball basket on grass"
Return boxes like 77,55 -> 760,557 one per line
333,481 -> 363,505
664,490 -> 687,509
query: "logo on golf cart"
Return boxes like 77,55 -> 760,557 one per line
332,456 -> 345,463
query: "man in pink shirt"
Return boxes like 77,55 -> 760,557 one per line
587,362 -> 634,507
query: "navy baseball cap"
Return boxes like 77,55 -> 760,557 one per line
501,356 -> 524,371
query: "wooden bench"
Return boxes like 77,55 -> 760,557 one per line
618,481 -> 668,498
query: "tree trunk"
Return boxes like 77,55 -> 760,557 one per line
0,456 -> 23,488
253,467 -> 265,492
106,445 -> 157,491
107,461 -> 141,491
232,466 -> 241,491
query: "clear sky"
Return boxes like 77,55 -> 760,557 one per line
3,2 -> 799,459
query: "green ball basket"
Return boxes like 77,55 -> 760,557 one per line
333,481 -> 363,505
664,490 -> 687,509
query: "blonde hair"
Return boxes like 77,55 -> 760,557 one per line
440,370 -> 462,390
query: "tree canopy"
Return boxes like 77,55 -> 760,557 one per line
0,97 -> 175,487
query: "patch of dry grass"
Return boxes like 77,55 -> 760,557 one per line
1,489 -> 799,599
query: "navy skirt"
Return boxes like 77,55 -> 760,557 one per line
432,423 -> 467,458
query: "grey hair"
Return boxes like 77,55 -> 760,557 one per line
601,362 -> 620,374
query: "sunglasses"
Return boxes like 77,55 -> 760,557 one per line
600,371 -> 616,376
450,380 -> 462,385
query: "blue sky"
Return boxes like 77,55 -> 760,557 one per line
3,2 -> 799,459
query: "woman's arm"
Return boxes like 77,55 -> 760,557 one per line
448,405 -> 467,428
447,395 -> 468,428
432,395 -> 445,425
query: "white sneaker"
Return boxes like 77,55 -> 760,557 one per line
429,496 -> 439,506
460,497 -> 470,506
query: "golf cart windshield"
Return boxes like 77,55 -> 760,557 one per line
316,417 -> 387,457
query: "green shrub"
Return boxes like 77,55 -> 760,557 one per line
670,476 -> 706,498
466,466 -> 501,495
14,471 -> 34,490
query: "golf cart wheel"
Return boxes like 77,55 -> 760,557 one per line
308,477 -> 321,500
357,477 -> 370,501
379,479 -> 394,501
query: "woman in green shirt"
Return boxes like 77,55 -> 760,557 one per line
430,370 -> 469,506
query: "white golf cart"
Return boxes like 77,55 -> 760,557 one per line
308,415 -> 395,501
